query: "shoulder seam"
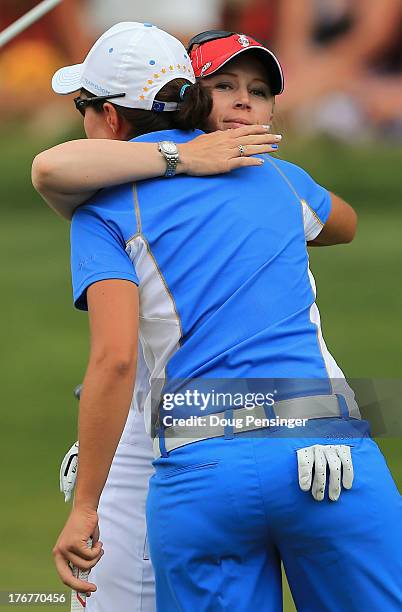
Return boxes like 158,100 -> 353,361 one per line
263,155 -> 303,204
263,155 -> 326,226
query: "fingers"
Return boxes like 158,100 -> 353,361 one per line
229,158 -> 264,170
230,151 -> 279,169
297,446 -> 315,492
53,542 -> 104,569
53,538 -> 102,566
324,445 -> 342,501
70,538 -> 102,561
229,124 -> 272,137
239,145 -> 279,156
53,551 -> 97,593
179,126 -> 281,176
311,445 -> 327,501
338,445 -> 354,489
297,444 -> 354,502
63,547 -> 103,572
234,133 -> 282,147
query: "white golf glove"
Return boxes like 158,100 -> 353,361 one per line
59,441 -> 79,502
297,444 -> 354,502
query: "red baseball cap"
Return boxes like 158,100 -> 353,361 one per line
189,33 -> 284,95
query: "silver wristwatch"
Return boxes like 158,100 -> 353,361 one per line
158,141 -> 180,177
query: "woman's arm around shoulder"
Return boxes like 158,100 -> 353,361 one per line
308,192 -> 357,246
32,126 -> 279,221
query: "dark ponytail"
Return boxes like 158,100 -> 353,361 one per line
84,79 -> 212,139
170,80 -> 213,131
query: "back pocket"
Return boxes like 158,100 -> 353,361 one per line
162,461 -> 219,479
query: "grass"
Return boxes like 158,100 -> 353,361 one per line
0,131 -> 401,610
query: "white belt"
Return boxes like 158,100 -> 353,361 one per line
153,394 -> 361,459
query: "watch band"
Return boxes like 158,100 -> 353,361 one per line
165,155 -> 177,178
158,141 -> 180,177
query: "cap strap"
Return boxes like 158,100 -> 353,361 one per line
152,100 -> 179,112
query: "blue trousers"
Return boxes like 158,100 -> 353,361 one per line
147,419 -> 402,611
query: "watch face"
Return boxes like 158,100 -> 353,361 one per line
161,142 -> 177,154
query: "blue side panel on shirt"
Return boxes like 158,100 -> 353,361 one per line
132,129 -> 332,380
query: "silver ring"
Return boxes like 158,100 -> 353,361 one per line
239,144 -> 246,156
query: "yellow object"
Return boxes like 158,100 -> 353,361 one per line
0,39 -> 63,93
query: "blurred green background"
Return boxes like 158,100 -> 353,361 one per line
0,130 -> 401,611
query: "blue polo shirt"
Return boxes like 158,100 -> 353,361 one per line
71,129 -> 342,397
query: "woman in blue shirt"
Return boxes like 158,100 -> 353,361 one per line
33,24 -> 401,612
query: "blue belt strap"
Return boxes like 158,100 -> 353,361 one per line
224,409 -> 235,440
336,394 -> 350,418
157,425 -> 169,458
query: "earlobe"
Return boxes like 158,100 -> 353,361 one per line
103,102 -> 131,139
104,102 -> 119,136
108,113 -> 118,135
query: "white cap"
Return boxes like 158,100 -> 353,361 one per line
52,22 -> 195,111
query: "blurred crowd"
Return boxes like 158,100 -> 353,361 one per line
1,0 -> 401,140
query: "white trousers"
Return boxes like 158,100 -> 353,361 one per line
87,407 -> 156,612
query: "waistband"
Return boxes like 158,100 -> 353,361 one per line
153,393 -> 361,459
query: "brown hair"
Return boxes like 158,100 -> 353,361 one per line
83,78 -> 212,139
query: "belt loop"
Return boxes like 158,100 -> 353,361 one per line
336,394 -> 350,418
157,426 -> 169,458
224,409 -> 234,440
263,402 -> 276,420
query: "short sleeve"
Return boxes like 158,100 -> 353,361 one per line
302,198 -> 330,241
274,160 -> 332,241
297,168 -> 332,241
71,206 -> 139,311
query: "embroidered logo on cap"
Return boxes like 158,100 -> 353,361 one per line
152,101 -> 166,112
200,62 -> 212,76
238,35 -> 250,48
